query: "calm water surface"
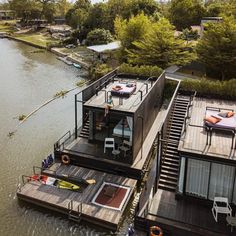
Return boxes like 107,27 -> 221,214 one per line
0,39 -> 134,236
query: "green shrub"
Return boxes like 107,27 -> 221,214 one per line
180,78 -> 236,99
89,63 -> 112,81
86,28 -> 113,46
118,63 -> 163,77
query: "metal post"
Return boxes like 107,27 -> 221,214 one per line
138,116 -> 144,159
75,94 -> 78,139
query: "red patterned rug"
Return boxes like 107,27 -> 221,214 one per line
92,182 -> 131,211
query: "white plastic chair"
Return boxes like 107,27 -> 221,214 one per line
212,197 -> 232,222
104,138 -> 115,153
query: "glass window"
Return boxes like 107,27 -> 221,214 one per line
186,159 -> 210,198
209,163 -> 235,201
178,157 -> 185,193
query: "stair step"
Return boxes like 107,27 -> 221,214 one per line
164,153 -> 179,160
167,135 -> 180,141
165,148 -> 179,154
161,169 -> 178,178
168,131 -> 181,137
158,183 -> 176,192
162,160 -> 179,169
162,143 -> 178,150
164,157 -> 179,164
159,178 -> 177,187
80,130 -> 89,135
160,174 -> 178,182
176,98 -> 190,103
162,165 -> 179,172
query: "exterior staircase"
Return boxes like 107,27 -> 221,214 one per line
79,119 -> 89,138
158,96 -> 190,192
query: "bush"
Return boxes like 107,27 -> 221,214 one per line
180,78 -> 236,100
118,63 -> 163,77
86,28 -> 113,46
89,63 -> 112,81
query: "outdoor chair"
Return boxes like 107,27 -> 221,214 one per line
212,197 -> 232,222
119,140 -> 132,156
104,138 -> 115,153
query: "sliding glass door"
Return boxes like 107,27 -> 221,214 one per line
186,159 -> 210,198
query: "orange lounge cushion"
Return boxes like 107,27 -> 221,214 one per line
227,111 -> 235,118
204,116 -> 221,124
112,85 -> 122,91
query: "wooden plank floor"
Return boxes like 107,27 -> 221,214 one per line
179,97 -> 236,159
147,189 -> 233,236
17,163 -> 137,230
85,78 -> 152,112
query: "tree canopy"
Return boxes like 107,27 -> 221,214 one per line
126,18 -> 195,68
196,17 -> 236,80
169,0 -> 206,30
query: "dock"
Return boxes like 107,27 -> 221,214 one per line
17,163 -> 137,231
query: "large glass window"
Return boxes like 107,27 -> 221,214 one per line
186,159 -> 210,198
209,163 -> 235,201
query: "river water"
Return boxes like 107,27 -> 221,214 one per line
0,39 -> 133,236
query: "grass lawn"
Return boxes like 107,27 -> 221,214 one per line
14,33 -> 59,48
0,20 -> 16,33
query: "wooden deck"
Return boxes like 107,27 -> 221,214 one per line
84,77 -> 152,112
17,163 -> 137,231
179,97 -> 236,160
61,108 -> 167,180
137,189 -> 233,236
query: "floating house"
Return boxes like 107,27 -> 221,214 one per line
17,69 -> 167,230
134,86 -> 236,236
54,70 -> 166,180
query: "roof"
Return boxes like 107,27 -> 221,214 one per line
87,41 -> 120,53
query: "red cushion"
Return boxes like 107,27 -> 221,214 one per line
204,116 -> 221,124
227,111 -> 235,118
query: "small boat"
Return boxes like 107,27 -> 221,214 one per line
57,56 -> 73,65
73,63 -> 81,69
57,179 -> 80,191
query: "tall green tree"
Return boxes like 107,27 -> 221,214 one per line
127,18 -> 195,68
115,13 -> 151,61
196,17 -> 236,80
169,0 -> 206,30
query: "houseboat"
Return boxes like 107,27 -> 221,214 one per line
17,69 -> 167,231
134,88 -> 236,236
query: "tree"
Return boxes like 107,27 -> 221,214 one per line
9,0 -> 41,20
196,17 -> 236,80
85,3 -> 109,30
115,13 -> 151,61
86,28 -> 113,46
169,0 -> 206,30
65,0 -> 91,35
55,0 -> 71,17
127,18 -> 195,68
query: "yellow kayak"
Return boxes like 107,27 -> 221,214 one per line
57,180 -> 80,191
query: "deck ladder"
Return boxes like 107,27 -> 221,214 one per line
68,200 -> 82,223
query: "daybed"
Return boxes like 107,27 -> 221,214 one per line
204,107 -> 236,131
111,82 -> 136,97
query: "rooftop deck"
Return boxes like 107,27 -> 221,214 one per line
84,77 -> 152,112
179,97 -> 236,160
17,163 -> 137,231
142,189 -> 233,236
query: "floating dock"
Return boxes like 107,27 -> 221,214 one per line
17,163 -> 137,231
